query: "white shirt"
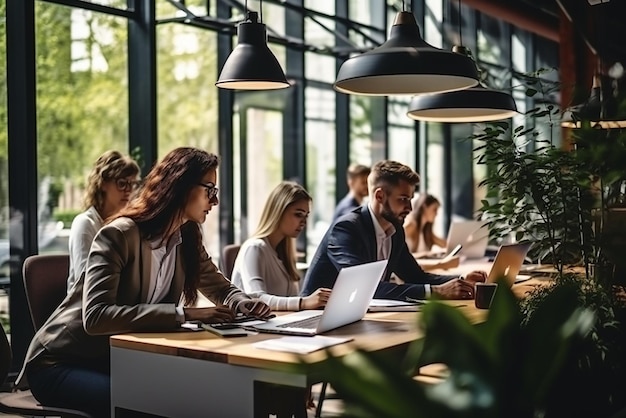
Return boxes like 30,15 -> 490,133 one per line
231,237 -> 301,311
67,206 -> 103,293
368,204 -> 395,262
147,231 -> 182,304
368,204 -> 431,296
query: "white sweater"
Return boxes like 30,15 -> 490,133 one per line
67,206 -> 103,293
231,237 -> 302,311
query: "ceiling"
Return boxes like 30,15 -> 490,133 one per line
467,0 -> 625,77
556,0 -> 626,75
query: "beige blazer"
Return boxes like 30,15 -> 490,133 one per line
19,217 -> 250,380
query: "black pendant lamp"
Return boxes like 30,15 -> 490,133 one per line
334,5 -> 478,96
407,84 -> 518,122
406,0 -> 517,123
216,2 -> 290,91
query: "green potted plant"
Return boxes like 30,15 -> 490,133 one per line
519,273 -> 625,418
472,69 -> 594,275
470,69 -> 626,417
572,124 -> 626,285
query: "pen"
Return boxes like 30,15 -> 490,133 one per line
405,297 -> 426,304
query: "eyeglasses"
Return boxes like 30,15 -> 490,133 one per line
198,182 -> 219,200
115,178 -> 141,192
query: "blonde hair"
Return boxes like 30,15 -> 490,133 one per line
252,181 -> 312,281
84,150 -> 140,212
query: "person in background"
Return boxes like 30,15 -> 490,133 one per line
20,148 -> 271,417
232,181 -> 331,311
302,160 -> 485,301
66,150 -> 141,293
404,193 -> 447,256
332,163 -> 371,221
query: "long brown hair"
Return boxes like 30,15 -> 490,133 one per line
409,194 -> 440,250
117,147 -> 220,305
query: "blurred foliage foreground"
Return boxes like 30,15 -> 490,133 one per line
308,280 -> 626,418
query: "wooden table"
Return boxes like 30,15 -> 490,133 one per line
110,303 -> 484,418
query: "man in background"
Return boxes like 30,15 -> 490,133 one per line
332,163 -> 371,222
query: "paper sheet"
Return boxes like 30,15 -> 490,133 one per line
368,299 -> 424,312
252,336 -> 353,354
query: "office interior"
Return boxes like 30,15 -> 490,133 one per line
1,0 -> 625,384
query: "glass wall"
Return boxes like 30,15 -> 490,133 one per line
244,107 -> 283,235
305,87 -> 336,257
387,97 -> 416,168
35,2 -> 129,258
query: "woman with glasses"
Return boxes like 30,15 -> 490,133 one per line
21,147 -> 272,417
232,181 -> 331,311
66,150 -> 140,293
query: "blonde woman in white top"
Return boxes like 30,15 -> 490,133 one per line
67,151 -> 140,293
232,181 -> 331,311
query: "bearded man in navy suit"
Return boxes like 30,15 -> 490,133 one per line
301,160 -> 485,301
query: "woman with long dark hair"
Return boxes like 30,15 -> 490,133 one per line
20,147 -> 271,417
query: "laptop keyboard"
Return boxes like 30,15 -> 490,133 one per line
276,315 -> 322,329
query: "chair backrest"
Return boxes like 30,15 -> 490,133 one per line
22,254 -> 70,331
0,323 -> 11,387
221,244 -> 241,279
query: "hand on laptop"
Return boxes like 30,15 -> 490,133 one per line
237,299 -> 273,320
301,288 -> 332,310
432,279 -> 476,300
463,270 -> 488,284
183,306 -> 236,323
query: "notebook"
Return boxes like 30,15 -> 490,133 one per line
248,260 -> 388,336
446,220 -> 490,259
486,242 -> 532,287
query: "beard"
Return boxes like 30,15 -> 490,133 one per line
380,200 -> 406,228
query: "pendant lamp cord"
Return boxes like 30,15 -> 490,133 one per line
259,0 -> 263,23
244,0 -> 247,14
458,0 -> 463,46
402,0 -> 405,12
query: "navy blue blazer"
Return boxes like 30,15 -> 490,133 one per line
301,205 -> 456,300
332,193 -> 360,222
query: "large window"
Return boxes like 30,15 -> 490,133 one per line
36,2 -> 129,259
305,86 -> 335,257
243,107 -> 283,237
387,98 -> 416,168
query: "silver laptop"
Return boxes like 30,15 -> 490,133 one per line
446,220 -> 490,259
486,242 -> 532,287
249,260 -> 388,336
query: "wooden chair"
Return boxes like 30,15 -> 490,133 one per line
0,322 -> 93,417
221,244 -> 241,279
22,254 -> 70,330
